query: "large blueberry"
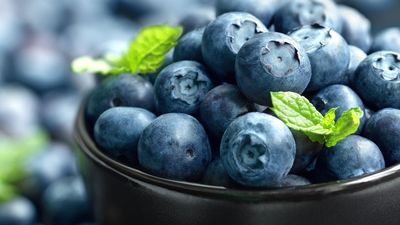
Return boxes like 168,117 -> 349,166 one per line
290,130 -> 323,174
338,5 -> 371,52
352,51 -> 400,110
236,32 -> 311,105
345,46 -> 367,86
314,135 -> 385,182
370,28 -> 400,53
173,27 -> 205,63
202,12 -> 267,82
202,158 -> 235,187
311,84 -> 366,133
220,112 -> 296,187
154,61 -> 214,115
290,24 -> 350,91
85,74 -> 155,126
199,84 -> 255,141
0,197 -> 36,225
274,0 -> 342,34
94,107 -> 156,164
138,113 -> 212,181
363,108 -> 400,166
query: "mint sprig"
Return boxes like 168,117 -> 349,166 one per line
71,25 -> 183,76
270,92 -> 364,147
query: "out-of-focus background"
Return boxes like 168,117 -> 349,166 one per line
0,0 -> 398,224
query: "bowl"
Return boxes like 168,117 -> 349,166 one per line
75,102 -> 400,225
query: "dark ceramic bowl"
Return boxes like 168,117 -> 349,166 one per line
75,104 -> 400,225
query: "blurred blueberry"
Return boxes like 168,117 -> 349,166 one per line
0,2 -> 23,53
0,197 -> 37,225
370,28 -> 400,53
345,46 -> 367,86
179,7 -> 215,33
107,0 -> 156,20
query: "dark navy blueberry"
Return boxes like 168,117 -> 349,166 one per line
370,28 -> 400,53
0,197 -> 36,225
363,108 -> 400,166
274,0 -> 342,34
311,84 -> 366,133
202,12 -> 267,83
315,135 -> 385,182
220,112 -> 296,187
236,32 -> 311,105
290,130 -> 323,174
42,177 -> 92,225
199,84 -> 255,141
22,143 -> 77,203
173,27 -> 205,63
154,61 -> 214,115
290,24 -> 350,91
138,113 -> 212,181
277,174 -> 311,187
352,51 -> 400,110
85,74 -> 155,126
94,107 -> 156,164
339,5 -> 371,52
344,46 -> 367,86
216,0 -> 286,26
202,158 -> 236,187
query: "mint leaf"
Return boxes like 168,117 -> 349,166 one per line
125,25 -> 183,74
321,107 -> 338,130
325,108 -> 364,147
71,56 -> 128,75
0,182 -> 16,202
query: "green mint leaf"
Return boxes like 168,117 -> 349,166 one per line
325,108 -> 364,147
321,107 -> 338,129
71,56 -> 128,75
0,182 -> 16,203
124,25 -> 183,74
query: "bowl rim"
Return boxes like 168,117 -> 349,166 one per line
75,102 -> 400,201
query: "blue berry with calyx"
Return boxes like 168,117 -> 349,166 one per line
154,60 -> 214,115
173,27 -> 205,63
370,28 -> 400,53
202,12 -> 267,83
345,46 -> 367,86
235,32 -> 311,106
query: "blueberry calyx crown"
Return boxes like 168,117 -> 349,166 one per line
295,0 -> 327,26
227,19 -> 265,53
372,53 -> 400,81
171,69 -> 209,105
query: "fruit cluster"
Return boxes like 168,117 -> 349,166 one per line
83,0 -> 400,188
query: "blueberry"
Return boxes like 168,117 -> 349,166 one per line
85,74 -> 155,126
290,130 -> 323,174
138,113 -> 212,181
216,0 -> 286,26
94,107 -> 156,164
199,84 -> 255,141
236,32 -> 311,105
202,12 -> 267,83
370,28 -> 400,53
202,158 -> 235,187
220,112 -> 296,187
363,108 -> 400,166
22,143 -> 77,203
290,24 -> 350,91
365,108 -> 375,123
173,27 -> 205,63
274,0 -> 342,34
338,5 -> 372,52
277,174 -> 311,187
314,135 -> 385,182
154,61 -> 214,115
178,8 -> 215,33
352,51 -> 400,110
0,197 -> 36,225
311,84 -> 366,133
145,52 -> 173,85
42,177 -> 92,225
344,46 -> 367,86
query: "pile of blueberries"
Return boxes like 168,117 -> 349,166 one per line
87,0 -> 400,189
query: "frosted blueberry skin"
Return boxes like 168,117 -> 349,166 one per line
85,74 -> 155,127
199,84 -> 255,141
94,107 -> 156,164
352,51 -> 400,110
338,5 -> 372,53
0,197 -> 36,225
220,112 -> 296,187
216,0 -> 286,26
345,46 -> 367,86
173,27 -> 205,63
235,32 -> 311,106
311,84 -> 366,134
202,158 -> 236,187
274,0 -> 342,34
370,28 -> 400,53
290,130 -> 323,174
314,135 -> 385,182
290,24 -> 350,91
202,12 -> 267,83
138,113 -> 212,181
154,61 -> 214,115
363,108 -> 400,166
